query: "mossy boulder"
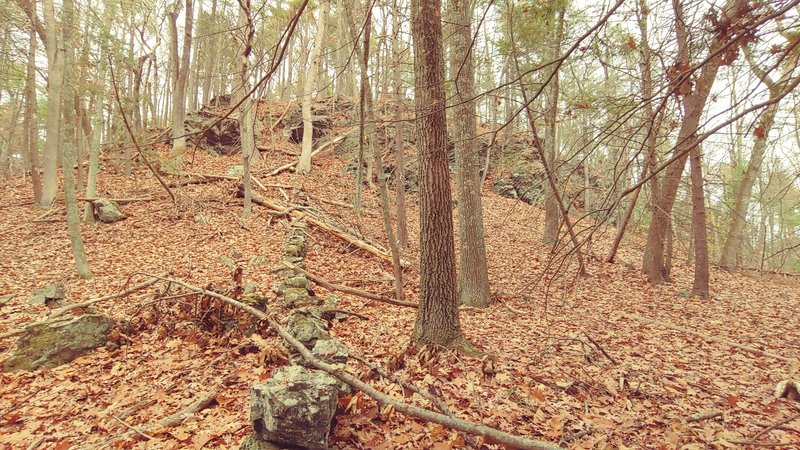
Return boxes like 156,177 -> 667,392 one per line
4,314 -> 113,372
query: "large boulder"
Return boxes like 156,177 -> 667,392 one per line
91,198 -> 126,223
250,366 -> 340,450
4,314 -> 113,372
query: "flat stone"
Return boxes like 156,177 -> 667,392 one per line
28,284 -> 66,306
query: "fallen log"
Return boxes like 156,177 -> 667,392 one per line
279,260 -> 417,308
0,273 -> 167,340
618,313 -> 792,362
137,274 -> 564,450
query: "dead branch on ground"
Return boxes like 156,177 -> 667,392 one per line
278,260 -> 417,308
0,274 -> 167,340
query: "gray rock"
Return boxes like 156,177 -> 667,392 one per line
284,276 -> 310,290
227,165 -> 246,178
4,314 -> 113,372
250,366 -> 339,450
239,434 -> 298,450
28,284 -> 66,306
91,198 -> 126,223
286,309 -> 330,349
283,288 -> 310,308
311,339 -> 348,365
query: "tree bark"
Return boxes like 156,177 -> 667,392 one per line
448,0 -> 490,307
642,0 -> 746,282
410,0 -> 464,347
392,0 -> 408,250
61,0 -> 91,279
41,0 -> 65,207
688,144 -> 708,297
168,0 -> 193,159
25,17 -> 42,204
296,0 -> 328,174
542,7 -> 565,245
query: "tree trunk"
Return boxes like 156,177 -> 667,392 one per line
169,0 -> 193,159
296,0 -> 328,174
392,0 -> 408,250
237,0 -> 256,219
542,7 -> 565,245
41,0 -> 65,207
720,48 -> 788,269
689,145 -> 708,297
61,0 -> 92,279
410,0 -> 463,348
641,0 -> 745,282
448,0 -> 490,308
25,18 -> 42,204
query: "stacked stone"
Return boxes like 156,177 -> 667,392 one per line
244,222 -> 352,450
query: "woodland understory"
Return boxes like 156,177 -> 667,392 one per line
0,136 -> 798,449
2,0 -> 800,448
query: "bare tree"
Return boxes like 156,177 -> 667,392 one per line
296,0 -> 329,175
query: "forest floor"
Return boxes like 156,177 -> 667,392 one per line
0,136 -> 799,450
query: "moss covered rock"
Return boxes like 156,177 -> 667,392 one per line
3,314 -> 113,372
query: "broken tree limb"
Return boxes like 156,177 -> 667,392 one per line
279,260 -> 418,308
0,273 -> 167,340
686,411 -> 723,423
618,313 -> 792,362
97,386 -> 219,448
137,274 -> 564,450
267,127 -> 356,176
78,197 -> 153,204
583,332 -> 618,365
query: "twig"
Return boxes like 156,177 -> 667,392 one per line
583,332 -> 618,365
686,411 -> 723,423
323,309 -> 370,320
136,274 -> 564,450
108,55 -> 175,204
751,411 -> 800,442
79,197 -> 153,203
0,274 -> 167,340
267,127 -> 356,176
111,415 -> 154,440
279,260 -> 417,308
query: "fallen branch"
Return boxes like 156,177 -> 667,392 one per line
583,332 -> 618,365
101,387 -> 219,447
267,127 -> 356,176
0,274 -> 167,340
138,274 -> 563,450
246,194 -> 407,267
169,173 -> 238,188
270,100 -> 294,132
112,415 -> 154,440
279,260 -> 417,308
618,313 -> 792,362
686,411 -> 723,423
79,197 -> 153,204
